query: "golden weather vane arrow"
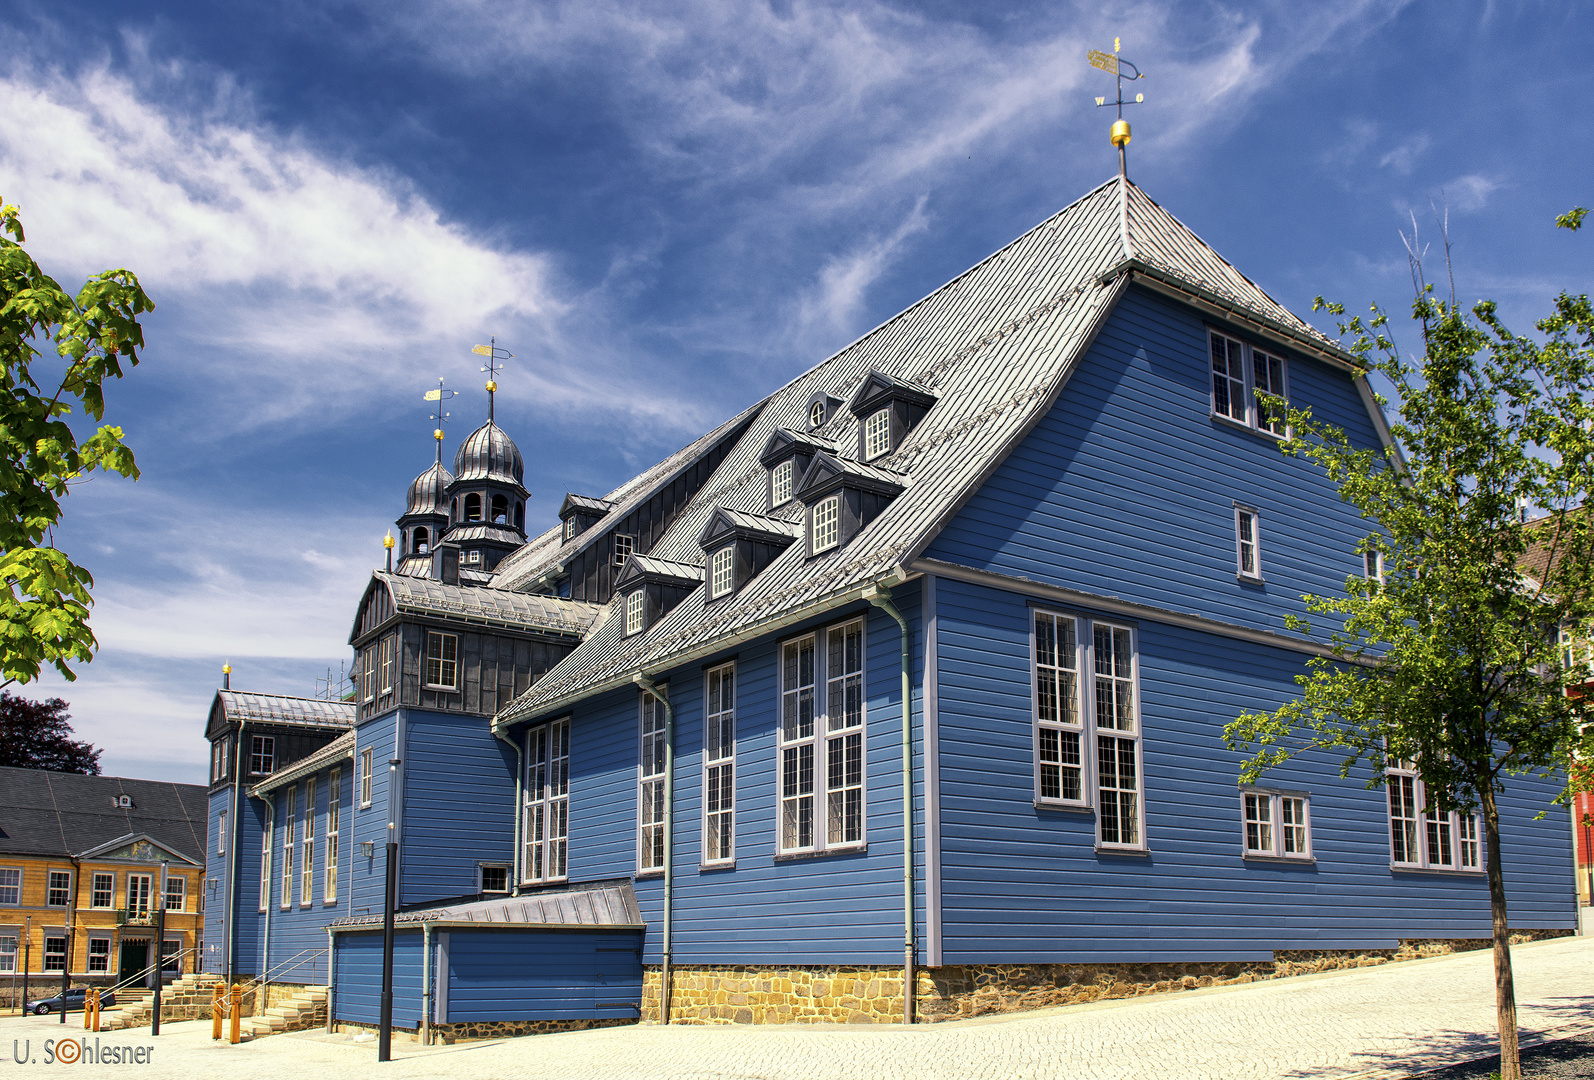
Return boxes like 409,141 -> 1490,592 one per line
424,377 -> 459,464
1088,36 -> 1145,178
472,337 -> 514,423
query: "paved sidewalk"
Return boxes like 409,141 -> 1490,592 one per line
4,936 -> 1589,1079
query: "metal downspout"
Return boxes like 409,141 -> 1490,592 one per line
632,673 -> 673,1024
225,719 -> 245,981
324,927 -> 336,1033
258,792 -> 271,1006
494,730 -> 524,895
863,582 -> 915,1024
421,923 -> 432,1046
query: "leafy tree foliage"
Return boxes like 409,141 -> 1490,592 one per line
0,692 -> 100,773
1224,209 -> 1594,1080
0,200 -> 151,685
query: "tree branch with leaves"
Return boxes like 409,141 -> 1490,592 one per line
0,200 -> 152,686
1224,207 -> 1594,1080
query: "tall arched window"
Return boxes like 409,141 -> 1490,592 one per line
515,502 -> 525,531
413,526 -> 429,555
465,493 -> 483,522
491,494 -> 508,524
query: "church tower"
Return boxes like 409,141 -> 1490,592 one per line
394,450 -> 453,576
437,369 -> 528,579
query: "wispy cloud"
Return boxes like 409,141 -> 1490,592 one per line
1379,132 -> 1432,174
1442,174 -> 1501,213
795,195 -> 930,345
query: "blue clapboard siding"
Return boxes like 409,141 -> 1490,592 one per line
440,929 -> 642,1022
924,285 -> 1383,640
259,763 -> 352,984
332,930 -> 424,1027
399,709 -> 518,907
350,712 -> 398,919
204,788 -> 266,975
546,599 -> 926,966
934,575 -> 1574,963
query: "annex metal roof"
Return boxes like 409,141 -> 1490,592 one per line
378,572 -> 604,636
0,767 -> 208,862
329,881 -> 643,930
251,730 -> 355,796
496,177 -> 1371,728
214,691 -> 356,729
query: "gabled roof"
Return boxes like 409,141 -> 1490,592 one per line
0,767 -> 207,862
758,427 -> 837,467
615,554 -> 705,591
848,370 -> 937,415
559,493 -> 616,518
365,572 -> 604,639
795,451 -> 908,500
212,691 -> 355,730
699,507 -> 802,549
76,832 -> 201,867
496,178 -> 1376,728
251,731 -> 355,795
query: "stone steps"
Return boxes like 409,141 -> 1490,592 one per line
239,986 -> 328,1041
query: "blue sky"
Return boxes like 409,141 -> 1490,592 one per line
0,0 -> 1589,782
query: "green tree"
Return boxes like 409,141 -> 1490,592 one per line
0,692 -> 100,773
1224,209 -> 1594,1080
0,199 -> 151,686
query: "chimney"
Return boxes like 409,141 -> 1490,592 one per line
435,542 -> 460,586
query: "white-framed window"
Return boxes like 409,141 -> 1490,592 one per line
360,646 -> 375,703
250,736 -> 275,776
811,494 -> 840,554
771,460 -> 795,507
1242,790 -> 1312,859
281,786 -> 296,909
638,689 -> 667,873
810,400 -> 826,428
1364,548 -> 1384,587
864,407 -> 892,459
425,631 -> 459,690
1034,611 -> 1085,804
1211,330 -> 1289,436
1032,612 -> 1145,847
710,546 -> 735,599
0,934 -> 15,973
259,807 -> 272,912
211,736 -> 230,783
43,935 -> 66,972
563,518 -> 577,542
1235,506 -> 1262,581
778,618 -> 866,854
613,534 -> 635,568
379,635 -> 395,699
523,718 -> 570,884
217,810 -> 227,856
87,936 -> 110,972
47,870 -> 71,907
704,663 -> 736,865
0,867 -> 17,905
91,872 -> 114,909
360,748 -> 373,807
1387,762 -> 1483,871
164,875 -> 186,911
127,874 -> 152,919
301,775 -> 315,906
325,767 -> 340,903
479,865 -> 510,894
625,589 -> 645,635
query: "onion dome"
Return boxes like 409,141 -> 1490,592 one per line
406,461 -> 454,516
453,421 -> 525,486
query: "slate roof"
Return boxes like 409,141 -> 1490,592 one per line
329,880 -> 642,929
495,178 -> 1368,729
0,767 -> 208,863
251,731 -> 355,795
376,572 -> 604,637
214,692 -> 356,729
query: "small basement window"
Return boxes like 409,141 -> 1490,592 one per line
864,408 -> 891,459
626,589 -> 645,635
710,546 -> 735,599
812,495 -> 840,553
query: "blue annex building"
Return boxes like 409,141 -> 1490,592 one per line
202,175 -> 1579,1039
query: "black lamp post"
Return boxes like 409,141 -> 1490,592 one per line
152,861 -> 167,1035
378,758 -> 399,1062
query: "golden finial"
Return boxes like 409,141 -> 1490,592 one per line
383,532 -> 396,550
474,339 -> 513,423
434,428 -> 444,441
1088,38 -> 1145,176
222,662 -> 232,675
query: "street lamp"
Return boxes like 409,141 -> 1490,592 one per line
152,861 -> 167,1035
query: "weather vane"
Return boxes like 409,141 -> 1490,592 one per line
423,377 -> 458,463
1088,37 -> 1145,177
472,338 -> 514,423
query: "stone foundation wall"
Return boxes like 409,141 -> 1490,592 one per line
432,1018 -> 634,1043
643,931 -> 1574,1025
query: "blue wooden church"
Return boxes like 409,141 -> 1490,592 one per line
202,174 -> 1577,1039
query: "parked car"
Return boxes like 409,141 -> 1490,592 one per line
26,988 -> 114,1015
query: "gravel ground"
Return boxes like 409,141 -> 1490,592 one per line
1413,1032 -> 1594,1080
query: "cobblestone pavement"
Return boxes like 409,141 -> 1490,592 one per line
4,937 -> 1589,1080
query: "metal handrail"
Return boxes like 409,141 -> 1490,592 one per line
98,945 -> 204,1001
236,948 -> 328,997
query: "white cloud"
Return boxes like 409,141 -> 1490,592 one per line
1379,132 -> 1432,175
796,195 -> 930,341
1443,174 -> 1501,213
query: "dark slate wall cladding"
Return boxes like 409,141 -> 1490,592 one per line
441,928 -> 643,1022
934,575 -> 1574,964
400,624 -> 569,717
400,709 -> 518,907
543,599 -> 925,966
259,764 -> 351,984
924,285 -> 1383,637
350,715 -> 398,920
332,930 -> 424,1027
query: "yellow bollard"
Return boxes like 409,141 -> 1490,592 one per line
229,984 -> 242,1045
82,989 -> 91,1030
212,984 -> 225,1040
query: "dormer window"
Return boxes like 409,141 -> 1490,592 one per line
864,408 -> 891,460
806,392 -> 843,431
563,519 -> 577,542
809,400 -> 825,427
615,554 -> 704,634
710,546 -> 735,599
771,460 -> 794,506
811,495 -> 841,553
625,590 -> 645,635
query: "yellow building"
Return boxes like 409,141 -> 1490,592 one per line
0,767 -> 207,1000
